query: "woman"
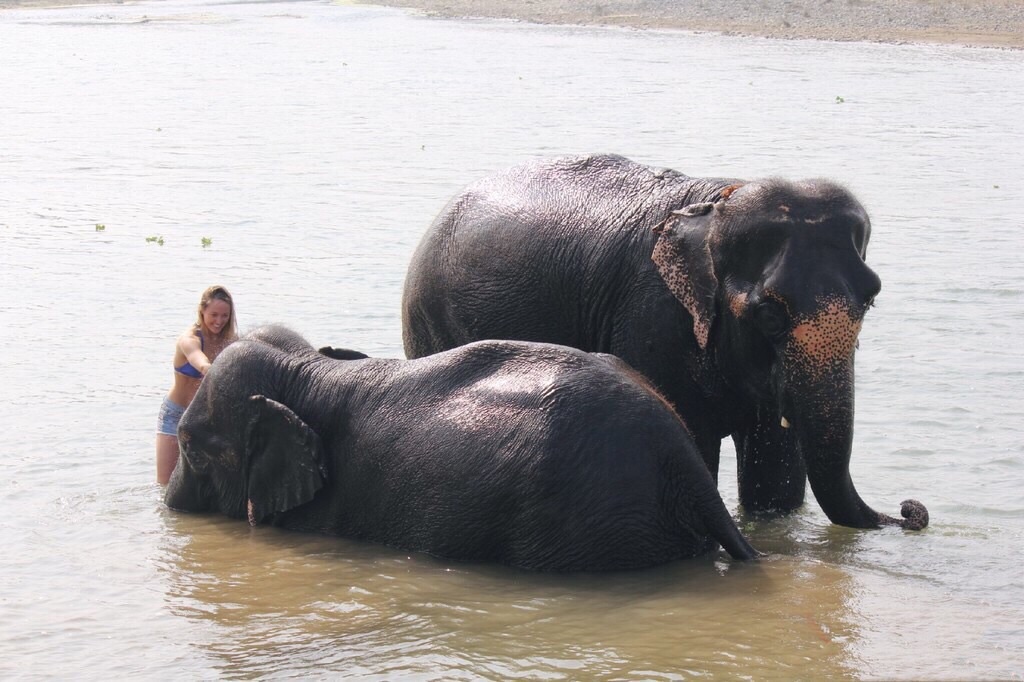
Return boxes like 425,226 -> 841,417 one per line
156,285 -> 238,485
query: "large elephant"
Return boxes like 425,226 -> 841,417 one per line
402,154 -> 927,531
164,325 -> 759,570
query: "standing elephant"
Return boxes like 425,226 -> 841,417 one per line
402,154 -> 927,531
164,325 -> 759,570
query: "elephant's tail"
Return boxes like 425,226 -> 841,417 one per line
696,492 -> 760,561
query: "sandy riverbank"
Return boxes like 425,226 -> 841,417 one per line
370,0 -> 1024,49
3,0 -> 1023,49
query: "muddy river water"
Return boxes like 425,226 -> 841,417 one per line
1,1 -> 1022,678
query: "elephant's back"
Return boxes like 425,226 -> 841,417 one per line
409,339 -> 689,445
459,154 -> 697,234
411,154 -> 701,270
402,155 -> 709,358
397,338 -> 669,417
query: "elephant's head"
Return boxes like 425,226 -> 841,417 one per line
164,340 -> 328,524
653,179 -> 927,531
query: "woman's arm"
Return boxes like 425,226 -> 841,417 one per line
178,332 -> 213,375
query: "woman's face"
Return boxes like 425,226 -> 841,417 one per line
201,299 -> 232,335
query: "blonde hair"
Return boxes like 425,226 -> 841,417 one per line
194,285 -> 238,340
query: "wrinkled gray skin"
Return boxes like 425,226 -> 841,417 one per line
402,154 -> 927,531
165,325 -> 758,571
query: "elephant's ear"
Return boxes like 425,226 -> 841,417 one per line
652,202 -> 719,350
244,395 -> 327,525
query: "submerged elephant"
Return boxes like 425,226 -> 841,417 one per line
164,325 -> 758,571
402,153 -> 927,531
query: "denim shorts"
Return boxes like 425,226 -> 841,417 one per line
156,397 -> 186,437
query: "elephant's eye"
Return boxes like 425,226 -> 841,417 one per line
754,302 -> 789,340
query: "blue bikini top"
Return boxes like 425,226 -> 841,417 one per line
174,331 -> 204,378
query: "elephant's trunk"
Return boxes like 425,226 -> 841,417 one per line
792,381 -> 882,528
783,300 -> 928,531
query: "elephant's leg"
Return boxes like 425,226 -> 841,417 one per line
733,404 -> 807,513
696,429 -> 722,483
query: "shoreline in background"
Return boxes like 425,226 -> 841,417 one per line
3,0 -> 1023,49
368,0 -> 1024,49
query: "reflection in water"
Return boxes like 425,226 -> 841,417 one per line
159,511 -> 859,678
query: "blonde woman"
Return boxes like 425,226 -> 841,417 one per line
156,285 -> 238,485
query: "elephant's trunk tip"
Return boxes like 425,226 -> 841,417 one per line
878,499 -> 928,530
898,499 -> 929,530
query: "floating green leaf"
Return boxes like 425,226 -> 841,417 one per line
95,223 -> 106,231
835,95 -> 845,104
146,235 -> 165,246
201,237 -> 212,248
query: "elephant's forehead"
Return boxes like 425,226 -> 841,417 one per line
787,297 -> 862,369
725,178 -> 863,231
773,204 -> 829,224
730,199 -> 826,226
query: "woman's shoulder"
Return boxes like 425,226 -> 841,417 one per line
176,327 -> 202,346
